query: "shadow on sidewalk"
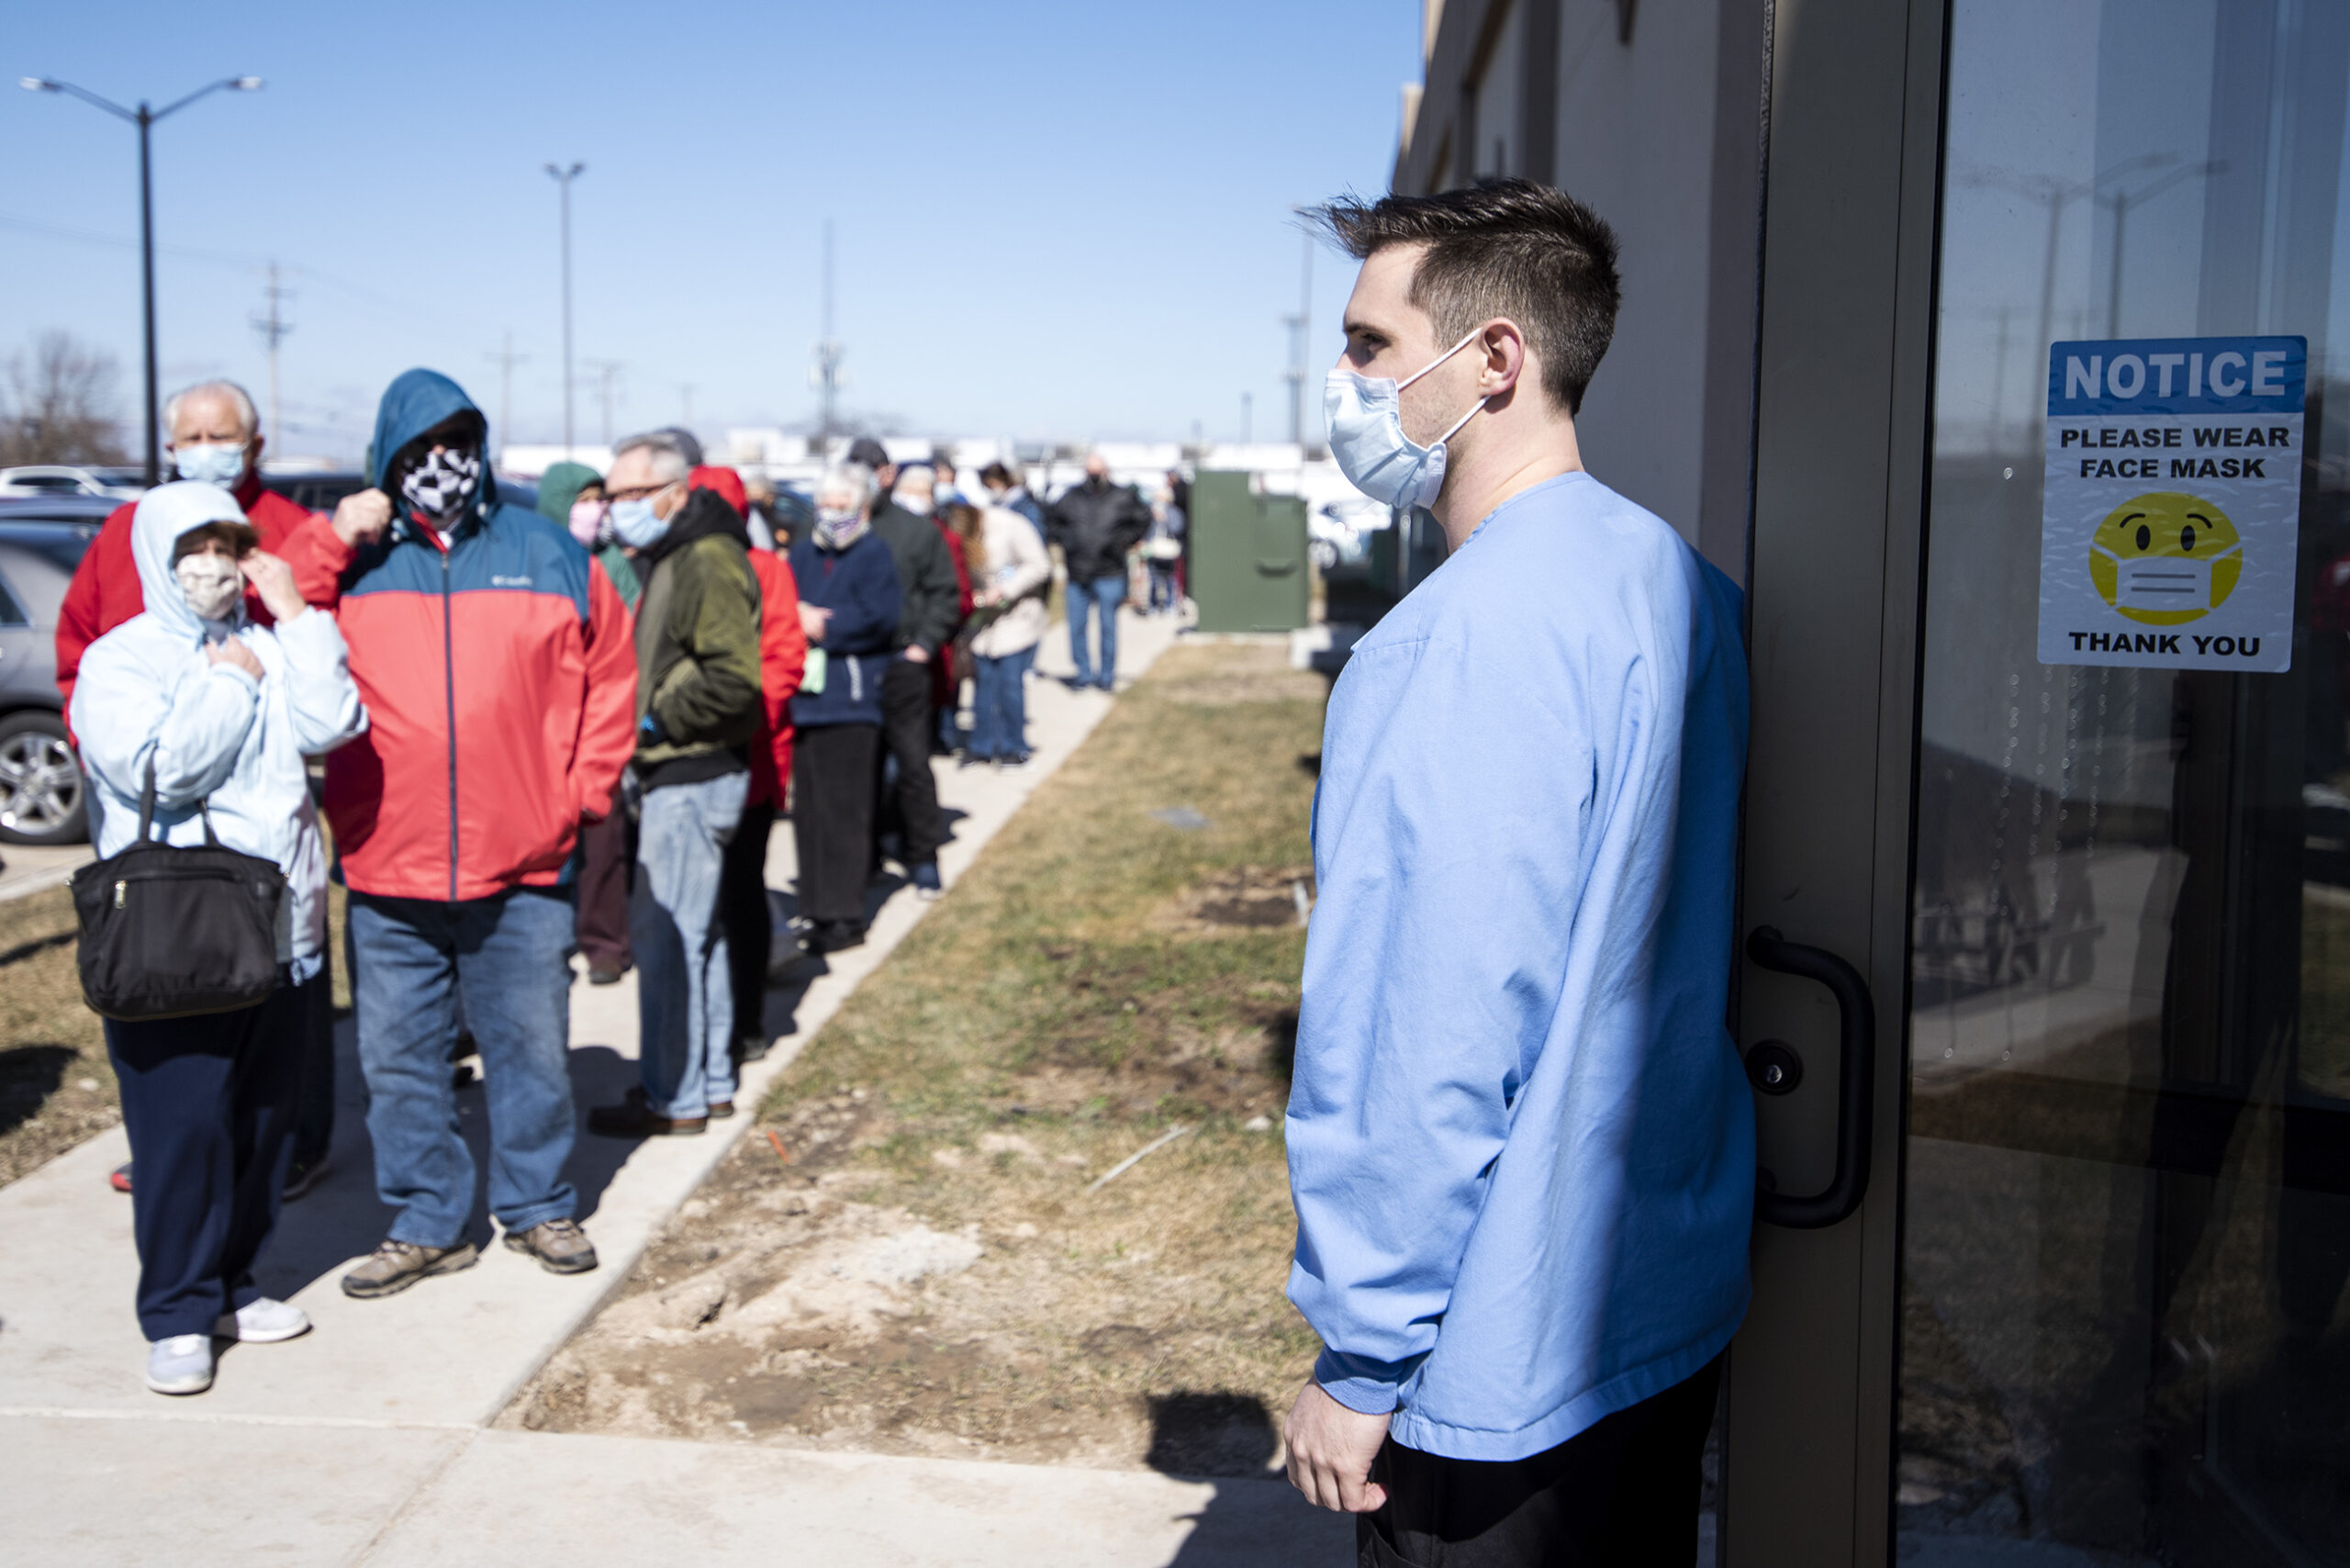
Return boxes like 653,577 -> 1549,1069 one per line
1147,1391 -> 1354,1565
252,1011 -> 651,1300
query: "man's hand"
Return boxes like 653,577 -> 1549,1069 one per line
901,644 -> 930,665
797,601 -> 832,643
241,552 -> 308,624
207,636 -> 265,680
332,487 -> 393,549
1284,1380 -> 1392,1514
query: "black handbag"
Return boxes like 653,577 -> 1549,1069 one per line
71,760 -> 285,1022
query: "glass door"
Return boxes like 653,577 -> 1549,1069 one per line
1900,2 -> 2350,1562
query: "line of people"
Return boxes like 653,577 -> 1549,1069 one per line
58,370 -> 1125,1398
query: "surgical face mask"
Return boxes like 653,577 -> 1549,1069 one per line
568,498 -> 606,547
608,496 -> 670,549
2093,540 -> 2243,615
399,445 -> 482,522
175,551 -> 242,623
1324,328 -> 1489,511
897,492 -> 934,517
173,442 -> 249,487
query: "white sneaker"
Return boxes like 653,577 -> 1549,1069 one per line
214,1297 -> 311,1343
145,1334 -> 215,1395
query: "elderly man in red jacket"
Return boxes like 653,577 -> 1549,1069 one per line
55,380 -> 323,714
56,379 -> 342,1203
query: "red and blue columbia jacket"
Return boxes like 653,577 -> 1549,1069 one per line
285,369 -> 636,902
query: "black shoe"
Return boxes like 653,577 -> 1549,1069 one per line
588,1086 -> 708,1138
811,919 -> 867,954
284,1155 -> 328,1202
734,1034 -> 771,1064
587,958 -> 630,985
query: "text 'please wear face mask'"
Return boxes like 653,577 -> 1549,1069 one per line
1324,328 -> 1489,512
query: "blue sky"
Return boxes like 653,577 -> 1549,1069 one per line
4,0 -> 1418,463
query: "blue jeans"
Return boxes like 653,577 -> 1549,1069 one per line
1066,575 -> 1125,688
631,770 -> 746,1118
971,647 -> 1035,759
351,888 -> 578,1247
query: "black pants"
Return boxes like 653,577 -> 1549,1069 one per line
720,800 -> 777,1046
289,959 -> 336,1168
877,656 -> 946,867
574,809 -> 633,970
106,975 -> 303,1340
1359,1356 -> 1722,1568
795,723 -> 878,924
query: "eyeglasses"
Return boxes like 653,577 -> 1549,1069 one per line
606,479 -> 680,503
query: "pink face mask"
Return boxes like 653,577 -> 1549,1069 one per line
568,498 -> 605,547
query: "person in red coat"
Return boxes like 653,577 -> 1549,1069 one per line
55,381 -> 325,720
56,379 -> 341,1203
688,466 -> 807,1063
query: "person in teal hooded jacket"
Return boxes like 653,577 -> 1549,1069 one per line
284,370 -> 637,1299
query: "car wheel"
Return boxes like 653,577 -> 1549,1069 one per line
0,711 -> 87,846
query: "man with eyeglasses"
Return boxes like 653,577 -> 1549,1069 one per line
283,369 -> 637,1300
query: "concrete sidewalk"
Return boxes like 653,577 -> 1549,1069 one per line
0,610 -> 1346,1565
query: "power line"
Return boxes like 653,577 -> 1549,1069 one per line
251,262 -> 294,441
582,358 -> 624,448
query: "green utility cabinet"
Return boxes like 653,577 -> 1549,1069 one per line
1188,470 -> 1309,633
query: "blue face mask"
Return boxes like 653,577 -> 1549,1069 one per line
608,496 -> 671,549
1324,328 -> 1487,511
173,442 -> 248,487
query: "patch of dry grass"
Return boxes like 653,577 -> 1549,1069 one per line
0,885 -> 118,1187
509,642 -> 1332,1473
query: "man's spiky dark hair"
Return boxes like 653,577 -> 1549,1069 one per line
1311,178 -> 1621,417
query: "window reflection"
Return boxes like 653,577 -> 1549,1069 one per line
1907,1 -> 2350,1562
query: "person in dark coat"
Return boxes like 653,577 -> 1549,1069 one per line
845,437 -> 960,898
1046,452 -> 1152,689
787,461 -> 902,955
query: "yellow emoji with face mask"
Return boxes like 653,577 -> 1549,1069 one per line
2089,492 -> 2243,626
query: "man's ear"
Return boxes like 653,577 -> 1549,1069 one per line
1475,319 -> 1530,398
249,432 -> 266,465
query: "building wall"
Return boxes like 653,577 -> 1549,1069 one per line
1393,0 -> 1763,582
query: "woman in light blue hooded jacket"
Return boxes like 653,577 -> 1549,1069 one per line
70,480 -> 366,1398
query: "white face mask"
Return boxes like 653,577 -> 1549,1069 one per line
1325,329 -> 1488,511
2092,542 -> 2243,615
173,442 -> 249,487
175,552 -> 242,623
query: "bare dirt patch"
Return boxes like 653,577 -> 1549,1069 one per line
509,642 -> 1327,1473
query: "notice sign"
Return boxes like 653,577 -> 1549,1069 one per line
2038,335 -> 2305,672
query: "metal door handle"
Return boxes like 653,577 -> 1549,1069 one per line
1745,925 -> 1875,1229
1255,558 -> 1299,575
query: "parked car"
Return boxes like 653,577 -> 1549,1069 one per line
0,542 -> 85,844
0,465 -> 140,501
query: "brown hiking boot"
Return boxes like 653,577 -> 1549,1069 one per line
341,1238 -> 479,1300
502,1217 -> 599,1275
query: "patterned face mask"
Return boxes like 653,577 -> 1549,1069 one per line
399,446 -> 482,522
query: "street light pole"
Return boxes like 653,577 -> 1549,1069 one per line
21,74 -> 263,484
544,162 -> 585,457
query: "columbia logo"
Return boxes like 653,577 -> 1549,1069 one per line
491,575 -> 533,588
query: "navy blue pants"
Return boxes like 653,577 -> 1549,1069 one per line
106,974 -> 302,1340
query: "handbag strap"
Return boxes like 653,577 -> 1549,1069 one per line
137,754 -> 221,847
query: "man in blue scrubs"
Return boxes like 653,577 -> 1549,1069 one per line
1283,178 -> 1755,1565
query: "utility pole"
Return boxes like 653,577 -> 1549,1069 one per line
486,333 -> 528,465
583,360 -> 623,448
1283,212 -> 1314,447
679,382 -> 695,431
252,262 -> 294,442
1241,391 -> 1253,444
811,219 -> 846,446
22,74 -> 263,483
544,161 -> 586,456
